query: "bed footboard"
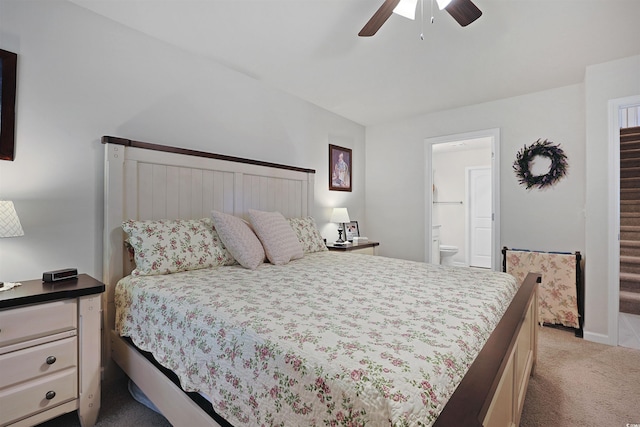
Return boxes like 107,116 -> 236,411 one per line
434,272 -> 540,427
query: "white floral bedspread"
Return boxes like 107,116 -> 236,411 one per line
115,252 -> 518,426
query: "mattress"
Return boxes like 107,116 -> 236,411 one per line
115,251 -> 519,426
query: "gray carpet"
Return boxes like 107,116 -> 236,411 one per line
37,326 -> 640,426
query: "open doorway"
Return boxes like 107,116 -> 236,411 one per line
425,129 -> 501,270
610,98 -> 640,350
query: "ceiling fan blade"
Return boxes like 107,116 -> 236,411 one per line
445,0 -> 482,27
358,0 -> 402,37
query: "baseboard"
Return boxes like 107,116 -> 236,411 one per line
582,330 -> 613,346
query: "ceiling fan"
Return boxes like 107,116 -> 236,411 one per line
358,0 -> 482,37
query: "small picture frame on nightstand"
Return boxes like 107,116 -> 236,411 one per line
345,221 -> 359,242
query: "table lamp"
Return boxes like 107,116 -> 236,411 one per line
0,201 -> 24,287
330,207 -> 350,244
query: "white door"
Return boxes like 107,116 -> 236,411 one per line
467,167 -> 492,268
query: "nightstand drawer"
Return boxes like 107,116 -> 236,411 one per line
0,300 -> 77,347
0,336 -> 77,389
347,246 -> 375,255
0,367 -> 77,426
0,275 -> 104,427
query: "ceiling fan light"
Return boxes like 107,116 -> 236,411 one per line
436,0 -> 452,10
393,0 -> 418,20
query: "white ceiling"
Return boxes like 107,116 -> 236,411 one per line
69,0 -> 640,126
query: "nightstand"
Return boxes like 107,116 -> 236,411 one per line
0,274 -> 105,427
326,241 -> 380,255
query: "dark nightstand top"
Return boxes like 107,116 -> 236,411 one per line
0,274 -> 105,310
326,241 -> 380,251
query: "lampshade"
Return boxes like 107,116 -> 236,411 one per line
393,0 -> 418,20
330,207 -> 350,224
0,201 -> 24,238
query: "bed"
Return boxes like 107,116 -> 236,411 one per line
102,136 -> 540,427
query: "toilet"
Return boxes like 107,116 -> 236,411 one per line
439,245 -> 458,266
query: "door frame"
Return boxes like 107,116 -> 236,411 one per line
424,128 -> 501,270
608,95 -> 640,345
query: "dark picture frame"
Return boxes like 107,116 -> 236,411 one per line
345,221 -> 359,242
329,144 -> 352,191
0,48 -> 17,161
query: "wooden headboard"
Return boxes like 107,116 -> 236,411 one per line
102,136 -> 316,369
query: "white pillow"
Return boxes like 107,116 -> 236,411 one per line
211,210 -> 265,270
122,218 -> 232,276
248,209 -> 304,265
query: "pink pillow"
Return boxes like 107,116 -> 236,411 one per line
248,210 -> 304,265
211,211 -> 265,270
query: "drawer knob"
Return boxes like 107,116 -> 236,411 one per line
45,391 -> 56,400
46,356 -> 57,365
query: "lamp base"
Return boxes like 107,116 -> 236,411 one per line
0,281 -> 23,291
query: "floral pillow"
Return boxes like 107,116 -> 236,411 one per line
287,216 -> 328,254
122,218 -> 235,276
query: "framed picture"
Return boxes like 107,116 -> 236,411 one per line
0,48 -> 17,161
345,221 -> 359,242
329,144 -> 352,192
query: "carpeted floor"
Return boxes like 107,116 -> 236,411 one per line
37,326 -> 640,426
519,326 -> 640,427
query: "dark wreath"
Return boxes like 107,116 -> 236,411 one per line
513,139 -> 568,190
